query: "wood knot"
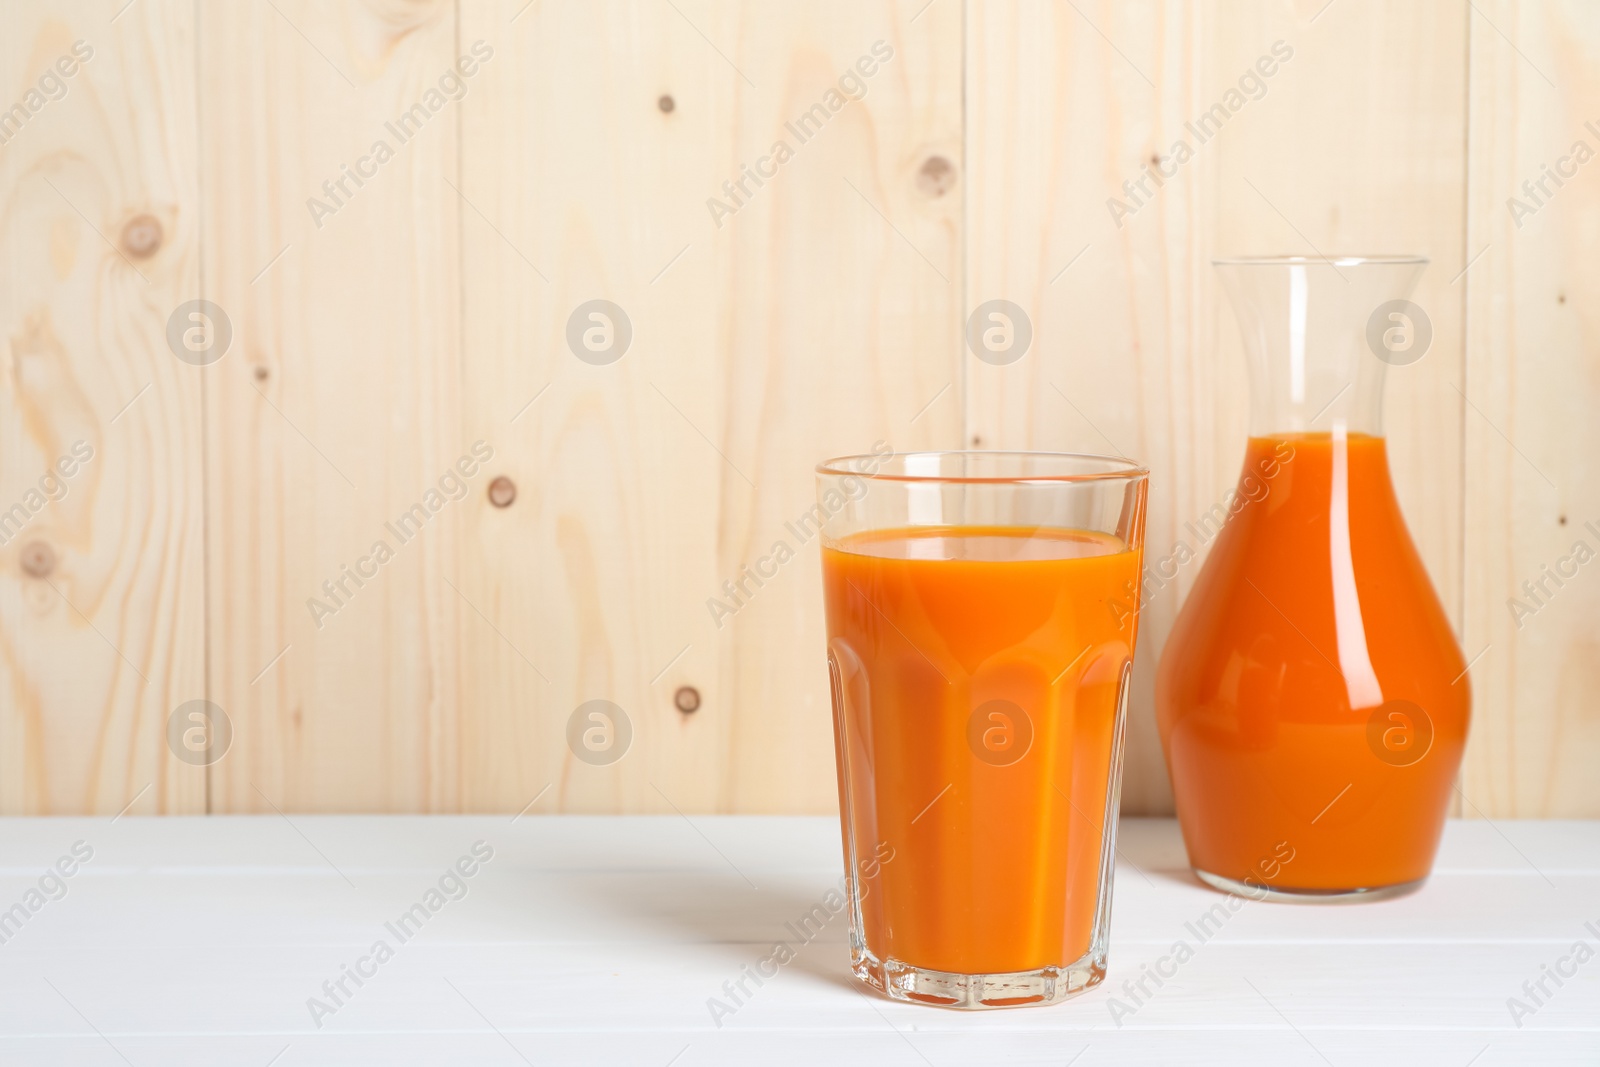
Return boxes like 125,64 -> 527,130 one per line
674,686 -> 701,713
487,476 -> 517,508
20,541 -> 56,578
916,155 -> 957,197
658,94 -> 675,114
121,215 -> 163,259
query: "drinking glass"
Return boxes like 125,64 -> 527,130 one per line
1156,256 -> 1470,900
817,451 -> 1148,1008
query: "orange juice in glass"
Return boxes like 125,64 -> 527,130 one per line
817,451 -> 1148,1008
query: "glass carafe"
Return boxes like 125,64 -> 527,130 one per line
1156,256 -> 1470,900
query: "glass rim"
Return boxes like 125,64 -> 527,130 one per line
1211,254 -> 1428,267
815,449 -> 1149,485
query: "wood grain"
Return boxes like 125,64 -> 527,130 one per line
1,0 -> 1597,818
199,0 -> 465,812
0,0 -> 205,815
1462,0 -> 1600,816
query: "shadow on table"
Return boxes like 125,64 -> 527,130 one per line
575,864 -> 861,994
503,820 -> 1202,999
1116,818 -> 1206,893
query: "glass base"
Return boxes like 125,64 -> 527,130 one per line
850,944 -> 1105,1009
1195,867 -> 1426,903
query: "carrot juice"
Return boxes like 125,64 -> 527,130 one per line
1156,432 -> 1470,894
822,525 -> 1142,987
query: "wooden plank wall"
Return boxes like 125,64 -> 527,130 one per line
1463,0 -> 1600,817
199,0 -> 467,815
0,1 -> 206,816
0,0 -> 1594,817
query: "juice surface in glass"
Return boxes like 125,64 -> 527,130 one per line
823,524 -> 1142,977
1156,432 -> 1469,891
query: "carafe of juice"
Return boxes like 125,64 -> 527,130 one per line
1156,256 -> 1470,900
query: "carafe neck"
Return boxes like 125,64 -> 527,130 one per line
1217,257 -> 1428,439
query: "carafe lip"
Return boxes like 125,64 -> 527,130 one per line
1212,254 -> 1428,267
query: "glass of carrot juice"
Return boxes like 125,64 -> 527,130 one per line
817,451 -> 1148,1008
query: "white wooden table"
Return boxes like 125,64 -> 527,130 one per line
0,816 -> 1594,1065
